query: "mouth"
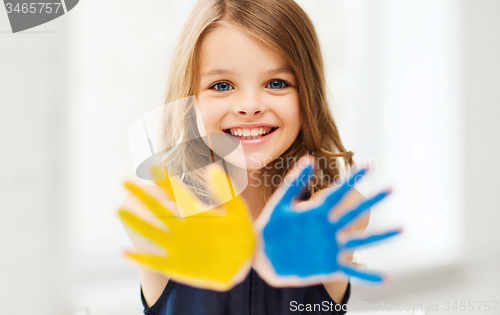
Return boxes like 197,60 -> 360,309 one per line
222,126 -> 279,140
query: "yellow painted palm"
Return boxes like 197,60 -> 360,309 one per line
118,164 -> 256,291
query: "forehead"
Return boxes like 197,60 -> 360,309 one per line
198,23 -> 291,76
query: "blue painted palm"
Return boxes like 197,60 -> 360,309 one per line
260,160 -> 401,284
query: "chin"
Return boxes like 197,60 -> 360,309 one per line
222,157 -> 261,172
221,152 -> 274,172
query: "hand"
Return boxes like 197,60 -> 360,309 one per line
118,164 -> 256,291
253,156 -> 402,287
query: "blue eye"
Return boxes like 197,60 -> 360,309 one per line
209,79 -> 290,91
266,79 -> 289,89
211,82 -> 234,91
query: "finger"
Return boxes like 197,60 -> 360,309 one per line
124,180 -> 180,231
168,175 -> 206,217
118,209 -> 172,250
124,251 -> 172,275
318,168 -> 368,215
207,163 -> 234,204
279,159 -> 314,206
342,228 -> 402,250
340,265 -> 385,282
151,165 -> 176,202
206,164 -> 250,219
335,189 -> 391,229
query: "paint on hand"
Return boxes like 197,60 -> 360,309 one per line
118,164 -> 256,291
262,163 -> 401,283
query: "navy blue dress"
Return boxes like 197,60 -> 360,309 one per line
140,190 -> 350,315
141,268 -> 350,315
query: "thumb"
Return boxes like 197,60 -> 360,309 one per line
277,154 -> 316,205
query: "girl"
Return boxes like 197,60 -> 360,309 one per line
121,0 -> 371,313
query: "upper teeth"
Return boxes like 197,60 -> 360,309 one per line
229,127 -> 273,136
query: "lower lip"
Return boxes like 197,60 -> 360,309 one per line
225,128 -> 278,147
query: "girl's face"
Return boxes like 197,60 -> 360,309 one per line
195,23 -> 301,171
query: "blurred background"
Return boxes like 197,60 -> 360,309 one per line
0,0 -> 499,314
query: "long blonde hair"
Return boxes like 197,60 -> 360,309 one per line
159,0 -> 354,203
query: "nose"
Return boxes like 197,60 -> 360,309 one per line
234,90 -> 265,116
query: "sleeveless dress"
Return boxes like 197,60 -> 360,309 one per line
140,191 -> 351,315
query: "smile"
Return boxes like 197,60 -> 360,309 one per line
223,126 -> 278,139
222,124 -> 279,146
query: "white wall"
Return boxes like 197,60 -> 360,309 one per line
0,11 -> 70,315
351,0 -> 500,312
462,0 -> 500,262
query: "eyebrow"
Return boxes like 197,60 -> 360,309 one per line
200,66 -> 294,78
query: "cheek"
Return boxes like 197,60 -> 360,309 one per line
196,96 -> 228,132
273,94 -> 301,130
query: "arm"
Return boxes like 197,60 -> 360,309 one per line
119,184 -> 174,308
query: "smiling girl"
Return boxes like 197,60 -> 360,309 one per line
121,0 -> 371,314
